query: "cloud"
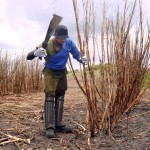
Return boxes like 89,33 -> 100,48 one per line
0,0 -> 150,57
0,0 -> 7,21
0,15 -> 44,54
0,0 -> 78,55
0,0 -> 46,55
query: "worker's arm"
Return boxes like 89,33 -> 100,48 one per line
26,47 -> 47,60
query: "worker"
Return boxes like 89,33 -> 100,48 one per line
27,25 -> 87,138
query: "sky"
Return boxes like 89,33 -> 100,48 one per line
0,0 -> 150,58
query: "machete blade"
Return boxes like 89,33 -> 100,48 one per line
44,14 -> 63,42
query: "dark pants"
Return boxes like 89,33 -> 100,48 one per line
43,68 -> 67,97
43,68 -> 71,136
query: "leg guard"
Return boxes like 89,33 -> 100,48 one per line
55,95 -> 72,133
55,96 -> 65,127
45,96 -> 55,138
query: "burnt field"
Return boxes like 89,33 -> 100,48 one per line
0,75 -> 150,150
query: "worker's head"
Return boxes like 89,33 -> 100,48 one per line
54,25 -> 69,45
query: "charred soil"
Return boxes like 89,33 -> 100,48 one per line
0,75 -> 150,150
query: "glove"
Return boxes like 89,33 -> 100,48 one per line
79,56 -> 88,65
34,48 -> 47,58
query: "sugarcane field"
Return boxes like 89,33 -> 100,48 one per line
0,0 -> 150,149
0,73 -> 149,149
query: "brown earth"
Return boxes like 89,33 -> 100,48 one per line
0,75 -> 150,150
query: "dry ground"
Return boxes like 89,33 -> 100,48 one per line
0,75 -> 150,150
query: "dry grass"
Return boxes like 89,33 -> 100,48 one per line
71,0 -> 150,138
0,51 -> 43,96
0,0 -> 149,143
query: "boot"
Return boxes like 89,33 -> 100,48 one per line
55,96 -> 72,133
45,96 -> 55,138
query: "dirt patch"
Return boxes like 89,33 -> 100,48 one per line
0,75 -> 150,149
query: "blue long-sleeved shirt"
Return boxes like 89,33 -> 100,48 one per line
45,38 -> 81,70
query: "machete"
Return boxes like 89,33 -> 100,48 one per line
44,14 -> 63,43
27,14 -> 63,60
42,14 -> 63,49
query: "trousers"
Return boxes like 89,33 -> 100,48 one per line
43,67 -> 67,96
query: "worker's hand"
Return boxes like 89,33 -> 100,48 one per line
34,48 -> 47,58
79,56 -> 88,65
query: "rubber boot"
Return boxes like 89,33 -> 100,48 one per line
45,96 -> 55,138
55,96 -> 72,133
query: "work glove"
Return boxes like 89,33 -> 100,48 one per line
34,48 -> 47,58
79,56 -> 88,65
